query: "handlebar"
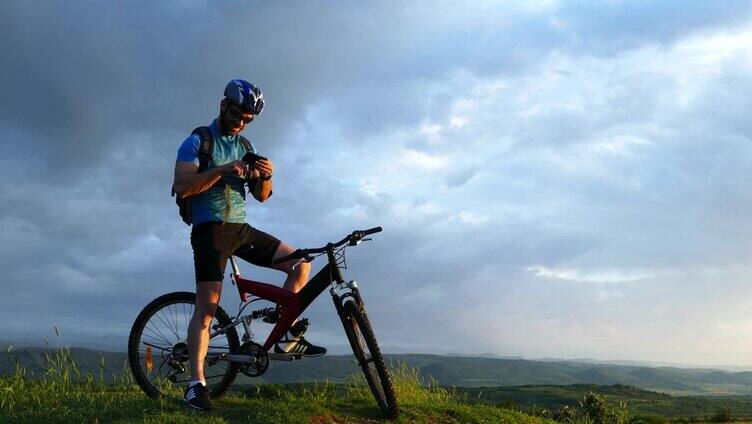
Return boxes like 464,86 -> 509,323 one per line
272,226 -> 382,265
361,226 -> 382,236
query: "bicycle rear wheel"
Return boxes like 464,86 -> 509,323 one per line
340,299 -> 398,419
127,291 -> 239,399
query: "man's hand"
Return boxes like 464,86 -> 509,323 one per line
220,160 -> 249,178
254,158 -> 274,178
249,158 -> 274,202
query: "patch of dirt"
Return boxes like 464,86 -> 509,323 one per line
308,414 -> 348,424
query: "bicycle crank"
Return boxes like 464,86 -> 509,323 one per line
238,341 -> 269,377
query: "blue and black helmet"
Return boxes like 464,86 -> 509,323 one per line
224,79 -> 264,115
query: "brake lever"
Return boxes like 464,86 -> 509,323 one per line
291,255 -> 315,269
348,236 -> 373,246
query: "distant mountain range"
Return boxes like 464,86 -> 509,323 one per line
7,336 -> 752,372
4,345 -> 752,395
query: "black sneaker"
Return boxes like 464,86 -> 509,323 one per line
274,318 -> 327,357
184,382 -> 212,411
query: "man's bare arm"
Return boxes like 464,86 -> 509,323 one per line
173,160 -> 246,198
248,158 -> 274,202
249,172 -> 273,202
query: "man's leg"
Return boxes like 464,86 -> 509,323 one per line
270,242 -> 311,293
233,226 -> 325,356
233,227 -> 311,292
268,242 -> 326,356
188,281 -> 223,382
184,221 -> 235,410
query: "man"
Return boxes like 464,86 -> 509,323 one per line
172,79 -> 326,412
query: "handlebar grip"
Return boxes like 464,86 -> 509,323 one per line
273,249 -> 303,265
362,226 -> 382,236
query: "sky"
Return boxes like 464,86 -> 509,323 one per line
2,0 -> 752,366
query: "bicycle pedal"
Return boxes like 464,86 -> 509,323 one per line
277,351 -> 302,359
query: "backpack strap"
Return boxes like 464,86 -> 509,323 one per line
238,135 -> 253,153
171,126 -> 212,198
191,126 -> 214,172
172,126 -> 215,225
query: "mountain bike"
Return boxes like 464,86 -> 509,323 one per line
127,227 -> 398,419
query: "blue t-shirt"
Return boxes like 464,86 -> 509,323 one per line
176,121 -> 258,225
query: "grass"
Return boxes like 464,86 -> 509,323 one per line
0,347 -> 553,423
456,384 -> 752,422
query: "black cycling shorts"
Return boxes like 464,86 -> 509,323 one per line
190,222 -> 282,284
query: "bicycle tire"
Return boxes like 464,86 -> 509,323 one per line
341,299 -> 398,419
128,291 -> 240,399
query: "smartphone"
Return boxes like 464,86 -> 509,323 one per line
242,152 -> 267,165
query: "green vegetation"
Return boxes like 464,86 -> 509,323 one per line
456,384 -> 752,421
0,347 -> 553,423
6,346 -> 752,423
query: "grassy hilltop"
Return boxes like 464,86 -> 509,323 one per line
0,348 -> 553,424
4,347 -> 752,423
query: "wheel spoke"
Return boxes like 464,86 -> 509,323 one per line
169,304 -> 181,340
165,304 -> 176,340
156,308 -> 179,341
166,305 -> 180,340
182,303 -> 190,340
141,341 -> 171,351
130,296 -> 239,400
141,331 -> 171,346
145,321 -> 174,346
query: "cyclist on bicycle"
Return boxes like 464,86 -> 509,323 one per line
172,79 -> 326,411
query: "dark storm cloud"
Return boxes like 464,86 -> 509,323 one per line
2,1 -> 752,363
4,1 -> 747,175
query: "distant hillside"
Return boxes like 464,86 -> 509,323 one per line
457,384 -> 752,419
0,346 -> 129,381
4,346 -> 752,395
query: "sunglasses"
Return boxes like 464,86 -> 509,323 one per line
226,106 -> 255,124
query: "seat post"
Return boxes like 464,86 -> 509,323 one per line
229,256 -> 241,277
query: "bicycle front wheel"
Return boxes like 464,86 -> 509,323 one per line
127,291 -> 240,399
341,299 -> 398,419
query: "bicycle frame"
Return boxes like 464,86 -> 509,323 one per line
128,227 -> 395,416
225,246 -> 348,352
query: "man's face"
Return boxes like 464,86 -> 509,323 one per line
220,101 -> 254,135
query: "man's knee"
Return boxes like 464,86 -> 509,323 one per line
195,300 -> 218,316
290,260 -> 311,279
192,305 -> 218,330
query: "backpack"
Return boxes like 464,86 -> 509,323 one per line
172,126 -> 253,225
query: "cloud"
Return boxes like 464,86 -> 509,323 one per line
2,1 -> 752,365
